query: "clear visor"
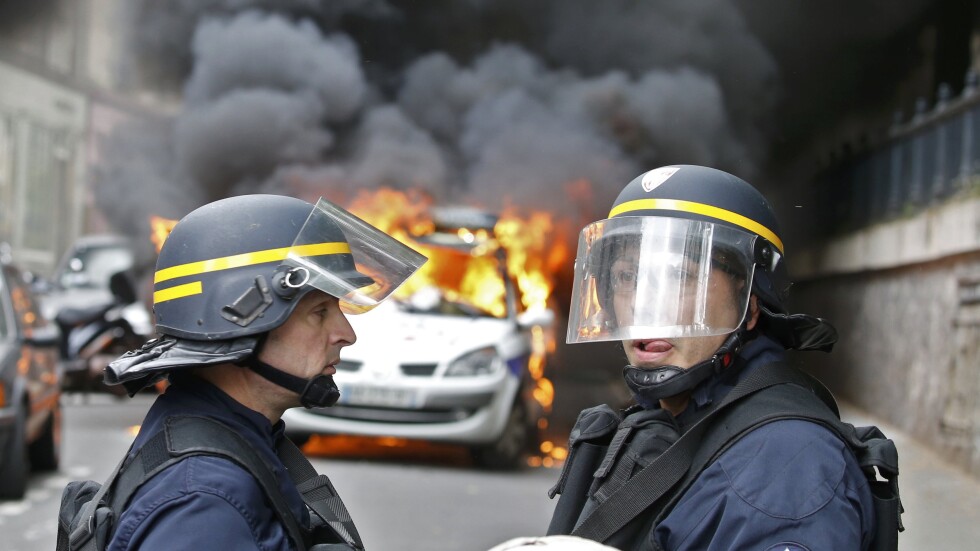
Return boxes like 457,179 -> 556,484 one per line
567,216 -> 757,344
282,198 -> 428,314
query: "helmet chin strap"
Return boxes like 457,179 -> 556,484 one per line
238,355 -> 341,409
623,324 -> 750,409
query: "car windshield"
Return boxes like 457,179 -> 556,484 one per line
58,245 -> 133,290
394,243 -> 507,319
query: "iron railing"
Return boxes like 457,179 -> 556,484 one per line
812,72 -> 980,238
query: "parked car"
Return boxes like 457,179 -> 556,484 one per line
0,260 -> 62,499
283,208 -> 554,469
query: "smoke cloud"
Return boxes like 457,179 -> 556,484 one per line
94,0 -> 946,261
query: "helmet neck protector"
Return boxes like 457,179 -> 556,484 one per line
623,324 -> 751,409
757,303 -> 838,352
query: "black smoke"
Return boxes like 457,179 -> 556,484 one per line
94,0 -> 962,262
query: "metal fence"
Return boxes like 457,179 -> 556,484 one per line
813,74 -> 980,237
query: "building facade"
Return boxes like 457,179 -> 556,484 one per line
0,0 -> 167,276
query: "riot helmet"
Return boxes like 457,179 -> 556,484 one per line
106,194 -> 427,404
568,165 -> 788,345
566,165 -> 835,403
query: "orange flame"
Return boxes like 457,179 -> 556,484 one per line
346,187 -> 436,238
346,188 -> 569,466
346,190 -> 568,322
150,215 -> 178,254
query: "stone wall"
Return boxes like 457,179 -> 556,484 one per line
791,196 -> 980,476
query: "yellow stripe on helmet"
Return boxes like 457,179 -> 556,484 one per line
608,198 -> 784,254
154,242 -> 351,284
154,281 -> 203,304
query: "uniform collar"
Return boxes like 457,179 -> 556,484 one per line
152,371 -> 284,449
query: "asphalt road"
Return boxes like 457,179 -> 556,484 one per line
4,393 -> 980,550
0,393 -> 558,551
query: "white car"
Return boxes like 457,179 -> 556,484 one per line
283,214 -> 553,469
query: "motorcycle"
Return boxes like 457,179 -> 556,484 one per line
55,269 -> 147,397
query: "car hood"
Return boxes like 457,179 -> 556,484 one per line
344,302 -> 515,363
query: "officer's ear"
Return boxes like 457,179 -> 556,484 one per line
745,295 -> 760,331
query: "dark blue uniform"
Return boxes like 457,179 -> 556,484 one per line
651,336 -> 876,550
107,373 -> 309,551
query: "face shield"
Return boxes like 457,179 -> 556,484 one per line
280,198 -> 427,315
567,216 -> 757,344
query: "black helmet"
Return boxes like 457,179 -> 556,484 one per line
568,165 -> 834,351
107,194 -> 427,397
154,194 -> 375,340
567,165 -> 835,405
607,165 -> 788,312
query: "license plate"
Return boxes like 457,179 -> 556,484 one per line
339,384 -> 418,408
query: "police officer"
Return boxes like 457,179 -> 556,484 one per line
102,195 -> 426,550
549,166 -> 876,549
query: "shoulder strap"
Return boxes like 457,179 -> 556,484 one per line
277,435 -> 365,549
654,373 -> 904,551
66,447 -> 135,550
654,376 -> 845,525
571,361 -> 826,543
108,415 -> 311,551
74,415 -> 365,551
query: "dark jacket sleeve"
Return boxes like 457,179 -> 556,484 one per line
653,419 -> 876,551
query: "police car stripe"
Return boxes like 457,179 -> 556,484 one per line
154,281 -> 203,304
153,242 -> 352,284
609,198 -> 784,253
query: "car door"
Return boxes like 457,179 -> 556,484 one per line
3,266 -> 60,437
0,267 -> 22,465
0,266 -> 19,388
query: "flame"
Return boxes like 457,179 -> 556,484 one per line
346,187 -> 435,239
346,190 -> 567,325
150,215 -> 178,254
346,188 -> 570,466
303,434 -> 472,465
495,208 -> 569,313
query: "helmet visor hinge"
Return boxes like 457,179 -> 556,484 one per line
753,239 -> 781,273
272,266 -> 311,300
221,276 -> 274,327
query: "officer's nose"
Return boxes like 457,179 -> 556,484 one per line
333,311 -> 356,347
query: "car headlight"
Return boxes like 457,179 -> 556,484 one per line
445,346 -> 501,377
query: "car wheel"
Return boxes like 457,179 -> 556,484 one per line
0,405 -> 29,500
472,400 -> 531,471
28,400 -> 61,472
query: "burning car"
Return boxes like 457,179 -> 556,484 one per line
283,206 -> 556,469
